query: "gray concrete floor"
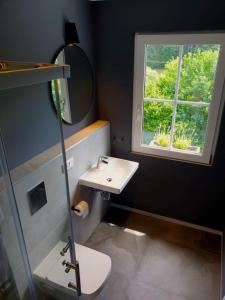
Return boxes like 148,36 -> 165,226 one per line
85,207 -> 221,300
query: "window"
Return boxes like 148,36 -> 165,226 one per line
132,33 -> 225,164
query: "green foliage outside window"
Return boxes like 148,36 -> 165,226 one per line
51,79 -> 65,118
144,47 -> 219,150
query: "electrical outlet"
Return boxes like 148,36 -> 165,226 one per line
66,157 -> 74,170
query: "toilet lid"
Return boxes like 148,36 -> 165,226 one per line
34,241 -> 111,297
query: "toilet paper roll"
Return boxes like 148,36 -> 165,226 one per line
72,201 -> 89,219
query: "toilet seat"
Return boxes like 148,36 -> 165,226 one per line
33,240 -> 111,299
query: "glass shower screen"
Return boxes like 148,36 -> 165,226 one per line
0,83 -> 78,299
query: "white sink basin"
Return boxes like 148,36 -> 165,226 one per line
79,156 -> 139,194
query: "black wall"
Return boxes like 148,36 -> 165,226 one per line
93,0 -> 225,230
0,0 -> 96,169
2,0 -> 224,228
1,0 -> 225,295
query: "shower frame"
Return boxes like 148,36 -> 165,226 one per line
0,61 -> 80,299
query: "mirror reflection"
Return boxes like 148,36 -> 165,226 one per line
51,45 -> 93,124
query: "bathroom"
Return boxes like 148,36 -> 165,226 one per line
0,0 -> 225,299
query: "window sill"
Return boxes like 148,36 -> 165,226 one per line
130,150 -> 213,167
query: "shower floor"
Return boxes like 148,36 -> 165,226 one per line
85,206 -> 221,300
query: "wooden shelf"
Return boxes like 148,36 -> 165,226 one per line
0,60 -> 70,91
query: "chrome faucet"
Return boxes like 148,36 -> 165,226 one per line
97,156 -> 108,169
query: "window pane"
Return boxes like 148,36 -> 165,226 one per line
178,44 -> 220,103
142,101 -> 173,149
173,104 -> 209,154
144,45 -> 179,99
51,79 -> 65,118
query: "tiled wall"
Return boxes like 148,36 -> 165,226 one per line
67,122 -> 110,244
0,121 -> 110,298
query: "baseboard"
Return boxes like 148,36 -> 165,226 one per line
220,234 -> 223,300
111,203 -> 222,236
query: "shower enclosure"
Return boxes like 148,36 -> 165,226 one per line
0,61 -> 79,300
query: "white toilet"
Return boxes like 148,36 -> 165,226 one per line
33,240 -> 111,299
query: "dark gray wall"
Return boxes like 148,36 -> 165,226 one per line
0,0 -> 96,169
93,0 -> 225,230
223,228 -> 225,298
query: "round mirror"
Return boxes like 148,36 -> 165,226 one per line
51,45 -> 93,124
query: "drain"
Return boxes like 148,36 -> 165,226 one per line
106,177 -> 112,182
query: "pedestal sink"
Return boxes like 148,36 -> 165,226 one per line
79,156 -> 139,194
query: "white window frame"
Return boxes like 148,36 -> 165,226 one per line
132,33 -> 225,165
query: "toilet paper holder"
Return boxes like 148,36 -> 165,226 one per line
71,201 -> 89,218
72,207 -> 81,213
